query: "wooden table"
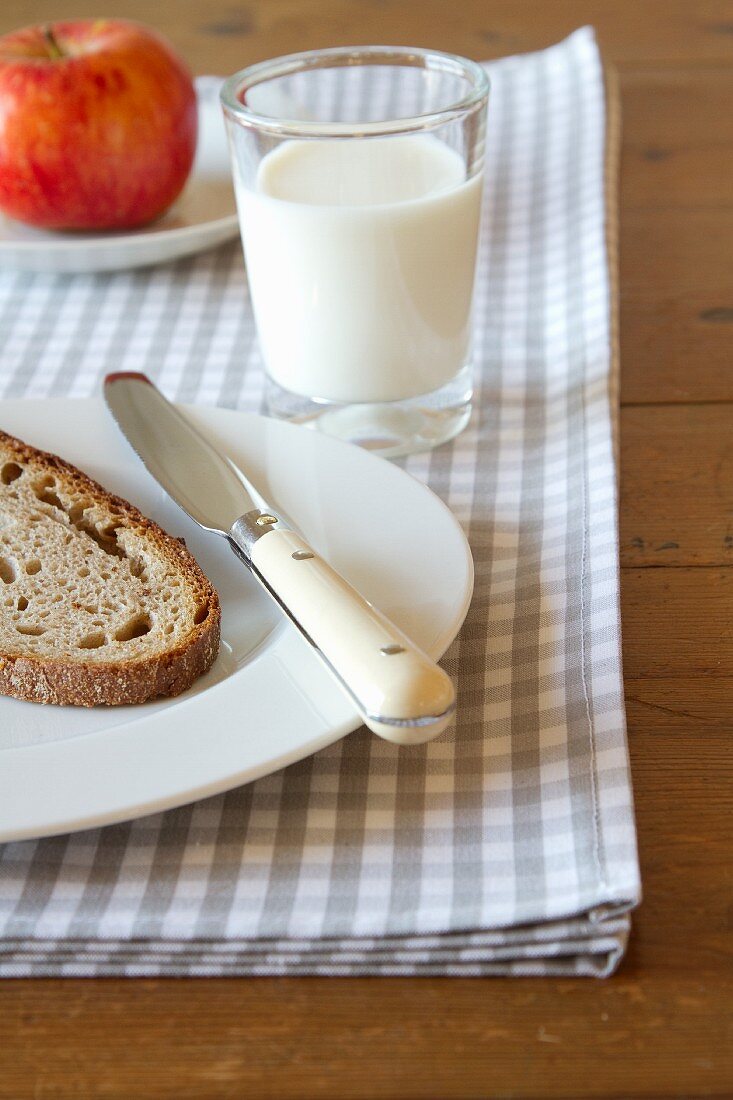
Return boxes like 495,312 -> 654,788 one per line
2,2 -> 732,1096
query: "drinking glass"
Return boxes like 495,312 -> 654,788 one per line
222,46 -> 489,457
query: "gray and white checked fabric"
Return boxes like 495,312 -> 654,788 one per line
0,28 -> 640,977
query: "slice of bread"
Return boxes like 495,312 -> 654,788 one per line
0,429 -> 220,706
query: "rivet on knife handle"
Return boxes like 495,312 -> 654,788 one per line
229,519 -> 456,745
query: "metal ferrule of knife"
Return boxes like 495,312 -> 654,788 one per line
228,509 -> 456,744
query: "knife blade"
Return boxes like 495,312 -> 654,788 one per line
104,372 -> 456,744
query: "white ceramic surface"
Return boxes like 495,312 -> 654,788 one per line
0,399 -> 473,841
0,79 -> 239,274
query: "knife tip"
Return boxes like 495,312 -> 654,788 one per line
105,371 -> 153,387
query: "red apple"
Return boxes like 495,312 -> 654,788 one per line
0,19 -> 197,230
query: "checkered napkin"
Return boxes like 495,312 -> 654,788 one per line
0,28 -> 640,976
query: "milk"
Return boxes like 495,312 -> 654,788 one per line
235,136 -> 483,404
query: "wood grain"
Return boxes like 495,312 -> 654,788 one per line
620,207 -> 733,404
7,0 -> 733,71
619,67 -> 733,404
621,210 -> 733,302
621,68 -> 733,210
623,566 -> 733,677
620,405 -> 733,566
620,293 -> 733,405
1,2 -> 732,1098
1,971 -> 732,1099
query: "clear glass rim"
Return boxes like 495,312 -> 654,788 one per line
220,45 -> 490,138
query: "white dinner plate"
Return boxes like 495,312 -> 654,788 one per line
0,78 -> 239,274
0,399 -> 473,841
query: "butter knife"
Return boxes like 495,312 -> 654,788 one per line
104,372 -> 456,743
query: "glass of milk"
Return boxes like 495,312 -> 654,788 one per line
222,47 -> 488,457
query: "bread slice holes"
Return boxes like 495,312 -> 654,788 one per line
25,560 -> 42,576
194,603 -> 210,625
129,559 -> 148,583
114,614 -> 151,642
78,632 -> 107,650
40,496 -> 128,560
39,488 -> 64,510
78,566 -> 90,578
17,596 -> 28,611
1,462 -> 22,485
0,557 -> 16,584
164,623 -> 175,635
81,524 -> 124,558
68,503 -> 89,524
31,475 -> 62,509
16,624 -> 45,637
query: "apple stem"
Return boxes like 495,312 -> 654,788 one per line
43,25 -> 65,61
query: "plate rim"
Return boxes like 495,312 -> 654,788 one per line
0,398 -> 473,842
0,211 -> 240,255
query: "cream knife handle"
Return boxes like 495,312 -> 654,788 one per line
238,526 -> 455,745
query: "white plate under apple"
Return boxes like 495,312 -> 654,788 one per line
0,78 -> 239,274
0,398 -> 473,842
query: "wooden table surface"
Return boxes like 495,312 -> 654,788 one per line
2,2 -> 732,1097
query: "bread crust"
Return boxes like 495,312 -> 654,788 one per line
0,429 -> 221,706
